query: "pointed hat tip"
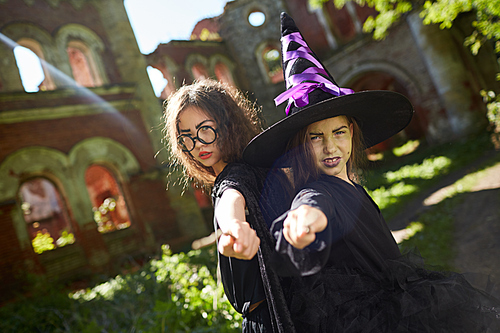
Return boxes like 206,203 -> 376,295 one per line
280,12 -> 299,35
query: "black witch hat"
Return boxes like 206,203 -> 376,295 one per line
243,12 -> 414,168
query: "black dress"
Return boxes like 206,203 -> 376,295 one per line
271,174 -> 500,332
212,162 -> 295,333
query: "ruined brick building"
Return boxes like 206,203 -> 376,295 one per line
0,0 -> 498,302
0,0 -> 209,302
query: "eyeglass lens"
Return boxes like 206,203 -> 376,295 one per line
178,126 -> 217,152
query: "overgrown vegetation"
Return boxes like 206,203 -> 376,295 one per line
310,0 -> 500,55
0,246 -> 241,333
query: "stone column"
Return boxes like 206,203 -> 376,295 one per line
407,12 -> 483,139
92,0 -> 165,159
0,41 -> 24,92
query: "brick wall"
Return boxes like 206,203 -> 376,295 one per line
127,175 -> 181,248
0,202 -> 40,301
0,108 -> 157,170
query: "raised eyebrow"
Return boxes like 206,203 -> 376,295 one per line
178,119 -> 214,133
333,125 -> 348,133
195,119 -> 214,130
177,120 -> 191,134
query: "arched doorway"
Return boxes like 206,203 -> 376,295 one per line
350,71 -> 426,152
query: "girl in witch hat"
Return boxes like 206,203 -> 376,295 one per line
243,12 -> 500,332
163,79 -> 295,332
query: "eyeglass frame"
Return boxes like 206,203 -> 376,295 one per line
177,125 -> 218,152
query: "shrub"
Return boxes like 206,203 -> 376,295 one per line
0,245 -> 241,333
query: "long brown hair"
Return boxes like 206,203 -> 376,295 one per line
163,79 -> 262,188
286,116 -> 366,191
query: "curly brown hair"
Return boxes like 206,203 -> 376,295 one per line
285,116 -> 366,191
163,79 -> 263,188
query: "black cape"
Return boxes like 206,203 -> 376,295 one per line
271,174 -> 500,332
212,162 -> 295,332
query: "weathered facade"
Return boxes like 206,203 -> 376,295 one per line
0,0 -> 208,302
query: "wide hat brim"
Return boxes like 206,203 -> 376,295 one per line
243,90 -> 414,168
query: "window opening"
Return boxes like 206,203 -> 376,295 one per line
214,62 -> 235,86
262,46 -> 283,83
191,63 -> 209,80
85,165 -> 131,233
66,40 -> 103,87
67,46 -> 94,87
248,11 -> 266,27
147,66 -> 168,97
19,178 -> 75,254
13,46 -> 45,93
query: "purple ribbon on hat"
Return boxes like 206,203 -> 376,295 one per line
275,32 -> 354,115
275,81 -> 354,115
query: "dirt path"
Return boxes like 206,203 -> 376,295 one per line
452,163 -> 500,298
389,153 -> 500,298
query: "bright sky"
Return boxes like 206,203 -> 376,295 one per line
14,0 -> 229,95
124,0 -> 229,54
125,0 -> 229,96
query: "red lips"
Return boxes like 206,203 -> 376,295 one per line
199,151 -> 212,160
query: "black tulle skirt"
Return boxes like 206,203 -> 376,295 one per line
285,253 -> 500,332
242,300 -> 273,333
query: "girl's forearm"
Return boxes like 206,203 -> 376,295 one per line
215,189 -> 246,232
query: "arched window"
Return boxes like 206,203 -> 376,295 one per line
19,178 -> 75,254
67,46 -> 94,87
147,66 -> 168,97
13,43 -> 55,92
67,40 -> 103,87
85,165 -> 131,233
160,65 -> 176,98
191,63 -> 209,80
262,46 -> 283,84
214,62 -> 235,86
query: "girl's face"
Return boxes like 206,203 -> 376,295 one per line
177,106 -> 227,175
307,116 -> 353,182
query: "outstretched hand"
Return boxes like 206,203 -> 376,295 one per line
218,219 -> 260,260
283,205 -> 327,249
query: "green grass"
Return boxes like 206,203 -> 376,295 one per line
363,132 -> 495,221
394,150 -> 500,269
398,200 -> 458,270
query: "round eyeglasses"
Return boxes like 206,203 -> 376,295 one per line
177,125 -> 218,152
